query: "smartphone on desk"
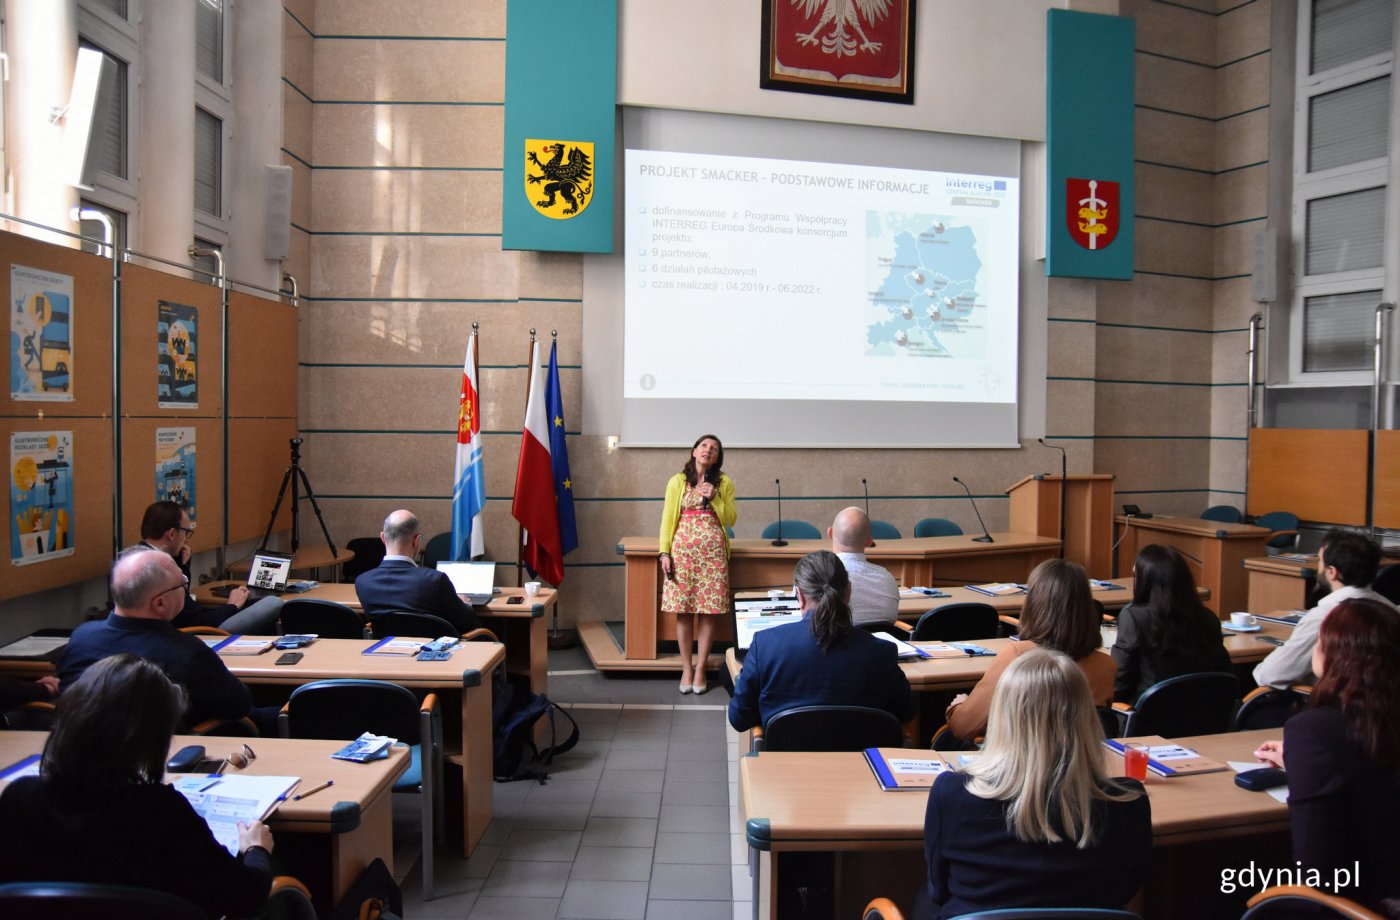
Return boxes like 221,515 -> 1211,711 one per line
507,595 -> 525,604
275,652 -> 304,665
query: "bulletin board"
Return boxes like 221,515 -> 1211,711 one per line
119,264 -> 223,418
1247,428 -> 1369,526
227,417 -> 296,544
119,417 -> 225,553
1373,430 -> 1400,530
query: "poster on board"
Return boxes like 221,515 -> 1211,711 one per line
10,431 -> 74,565
158,300 -> 198,409
9,265 -> 74,401
155,427 -> 197,521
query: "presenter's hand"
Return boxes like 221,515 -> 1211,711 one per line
228,585 -> 251,609
660,555 -> 673,579
1253,740 -> 1284,769
698,481 -> 717,501
238,820 -> 275,854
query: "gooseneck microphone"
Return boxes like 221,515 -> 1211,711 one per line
953,476 -> 994,543
1038,438 -> 1068,559
861,478 -> 875,546
771,479 -> 787,547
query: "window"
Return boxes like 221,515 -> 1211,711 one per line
77,199 -> 126,258
77,40 -> 127,180
193,106 -> 222,216
195,0 -> 224,83
89,0 -> 127,19
190,236 -> 222,281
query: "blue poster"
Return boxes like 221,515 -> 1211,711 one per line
10,431 -> 74,565
158,301 -> 198,408
9,265 -> 74,401
155,427 -> 197,521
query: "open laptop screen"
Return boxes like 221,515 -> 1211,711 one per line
436,561 -> 496,598
247,552 -> 292,591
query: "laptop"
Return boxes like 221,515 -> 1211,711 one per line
244,550 -> 294,598
436,561 -> 498,606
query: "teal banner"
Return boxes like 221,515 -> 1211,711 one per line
503,0 -> 617,253
1046,9 -> 1134,280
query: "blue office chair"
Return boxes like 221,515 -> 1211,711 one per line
760,520 -> 821,540
341,536 -> 386,581
914,517 -> 963,537
368,611 -> 457,640
1117,672 -> 1240,737
421,531 -> 454,568
759,705 -> 905,752
869,520 -> 902,540
1232,686 -> 1311,732
280,598 -> 366,639
911,603 -> 1000,642
1251,511 -> 1299,553
1200,505 -> 1243,524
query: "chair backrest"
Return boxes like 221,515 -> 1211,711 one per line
1372,562 -> 1400,605
0,882 -> 206,920
911,602 -> 1000,642
1252,511 -> 1300,550
421,531 -> 454,569
1200,505 -> 1243,523
950,910 -> 1143,919
341,536 -> 386,581
369,611 -> 457,639
762,705 -> 905,752
1124,672 -> 1240,737
1232,687 -> 1311,732
760,519 -> 821,540
1242,884 -> 1386,919
281,598 -> 365,639
284,679 -> 424,744
914,517 -> 963,538
869,519 -> 902,540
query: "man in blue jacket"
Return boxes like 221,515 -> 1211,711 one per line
354,509 -> 479,632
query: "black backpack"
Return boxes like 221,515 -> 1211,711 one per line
492,677 -> 580,782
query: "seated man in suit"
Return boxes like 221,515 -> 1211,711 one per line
830,507 -> 901,632
60,547 -> 274,734
136,500 -> 282,634
354,509 -> 480,633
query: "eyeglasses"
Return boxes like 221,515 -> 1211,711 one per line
214,744 -> 256,775
177,525 -> 196,536
153,578 -> 190,602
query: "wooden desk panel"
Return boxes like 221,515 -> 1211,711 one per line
0,732 -> 408,907
1248,427 -> 1369,526
1244,555 -> 1315,614
1113,516 -> 1270,616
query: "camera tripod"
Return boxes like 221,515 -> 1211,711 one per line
258,437 -> 337,556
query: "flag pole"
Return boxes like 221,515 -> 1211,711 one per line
516,328 -> 536,588
546,328 -> 576,650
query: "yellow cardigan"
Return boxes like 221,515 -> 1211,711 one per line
659,472 -> 737,556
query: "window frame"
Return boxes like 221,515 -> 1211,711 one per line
75,3 -> 139,250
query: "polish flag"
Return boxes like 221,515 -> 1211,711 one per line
512,338 -> 563,585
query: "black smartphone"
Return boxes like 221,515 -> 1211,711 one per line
507,595 -> 525,604
275,651 -> 304,665
1255,636 -> 1286,647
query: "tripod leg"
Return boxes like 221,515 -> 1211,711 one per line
296,465 -> 339,558
258,467 -> 296,552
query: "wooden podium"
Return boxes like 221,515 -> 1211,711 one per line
1007,474 -> 1115,578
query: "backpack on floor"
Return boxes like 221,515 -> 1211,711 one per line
492,677 -> 580,783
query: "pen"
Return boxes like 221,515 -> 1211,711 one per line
293,779 -> 334,800
198,777 -> 222,792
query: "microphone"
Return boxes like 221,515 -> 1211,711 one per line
701,468 -> 717,510
862,478 -> 875,547
953,476 -> 994,543
1038,438 -> 1068,559
771,478 -> 787,546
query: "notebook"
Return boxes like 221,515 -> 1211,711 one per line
436,561 -> 497,606
244,550 -> 294,598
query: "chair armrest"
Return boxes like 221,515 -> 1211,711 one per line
862,897 -> 906,920
179,626 -> 231,637
461,627 -> 499,644
997,614 -> 1020,628
894,620 -> 914,633
188,716 -> 259,737
1111,701 -> 1131,712
270,876 -> 313,900
1240,685 -> 1272,704
16,701 -> 55,713
749,725 -> 764,753
1246,885 -> 1386,920
277,702 -> 290,738
419,693 -> 440,716
1290,684 -> 1314,695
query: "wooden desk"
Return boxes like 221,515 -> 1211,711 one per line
741,730 -> 1288,920
228,545 -> 356,582
1113,516 -> 1270,616
222,637 -> 502,857
1244,555 -> 1315,614
619,534 -> 1060,660
0,731 -> 409,909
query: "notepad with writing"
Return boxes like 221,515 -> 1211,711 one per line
966,583 -> 1024,597
363,636 -> 425,656
1254,612 -> 1303,627
171,774 -> 301,855
864,749 -> 952,790
872,632 -> 931,659
1103,736 -> 1227,777
212,636 -> 274,655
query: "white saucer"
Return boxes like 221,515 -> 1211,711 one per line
1222,623 -> 1262,633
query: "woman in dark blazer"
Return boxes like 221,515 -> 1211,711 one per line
1110,544 -> 1231,703
1253,598 -> 1400,915
918,648 -> 1151,920
727,550 -> 915,732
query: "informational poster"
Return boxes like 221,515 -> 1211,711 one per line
10,431 -> 74,566
155,427 -> 197,521
9,264 -> 74,401
158,300 -> 198,409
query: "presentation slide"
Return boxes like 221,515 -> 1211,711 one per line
624,150 -> 1019,411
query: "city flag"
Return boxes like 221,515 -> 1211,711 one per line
451,330 -> 486,560
512,338 -> 563,585
545,340 -> 578,558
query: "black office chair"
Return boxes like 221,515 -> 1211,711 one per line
1372,562 -> 1400,605
341,536 -> 386,581
1200,505 -> 1243,524
1117,672 -> 1240,737
911,602 -> 999,642
758,705 -> 905,752
869,520 -> 902,540
280,679 -> 442,900
760,520 -> 821,540
421,532 -> 453,569
1232,686 -> 1311,732
281,598 -> 365,639
914,517 -> 963,537
0,882 -> 207,920
368,611 -> 458,640
1242,885 -> 1385,919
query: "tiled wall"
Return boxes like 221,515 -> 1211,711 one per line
283,0 -> 1270,625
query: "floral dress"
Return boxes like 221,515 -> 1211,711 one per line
661,484 -> 729,615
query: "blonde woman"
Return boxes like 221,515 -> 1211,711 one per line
917,648 -> 1151,919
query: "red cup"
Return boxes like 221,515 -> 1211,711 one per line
1123,743 -> 1149,781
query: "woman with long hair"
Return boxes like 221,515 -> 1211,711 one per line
1253,598 -> 1400,915
659,433 -> 736,694
0,654 -> 277,918
918,648 -> 1151,919
1110,544 -> 1231,703
728,550 -> 914,732
946,558 -> 1114,739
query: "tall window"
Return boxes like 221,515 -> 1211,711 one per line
77,1 -> 138,251
193,106 -> 222,216
1290,0 -> 1396,381
77,40 -> 127,181
195,0 -> 224,82
77,199 -> 127,258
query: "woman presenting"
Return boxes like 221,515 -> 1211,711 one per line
660,434 -> 736,694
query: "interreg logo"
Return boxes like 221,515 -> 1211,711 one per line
945,177 -> 1007,197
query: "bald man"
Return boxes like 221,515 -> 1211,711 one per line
829,507 -> 901,631
353,510 -> 479,632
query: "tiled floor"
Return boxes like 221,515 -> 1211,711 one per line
394,649 -> 750,919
